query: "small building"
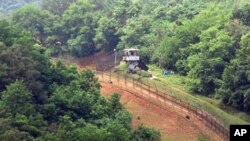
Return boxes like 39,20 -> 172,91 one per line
123,48 -> 140,71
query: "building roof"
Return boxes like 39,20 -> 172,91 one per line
123,48 -> 139,52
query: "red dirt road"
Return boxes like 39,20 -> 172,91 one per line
59,53 -> 224,141
101,82 -> 201,141
98,74 -> 223,141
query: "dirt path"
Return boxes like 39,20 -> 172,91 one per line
101,81 -> 201,141
58,54 -> 224,141
98,74 -> 223,141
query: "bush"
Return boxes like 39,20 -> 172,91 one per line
198,134 -> 209,141
133,125 -> 161,141
137,70 -> 152,78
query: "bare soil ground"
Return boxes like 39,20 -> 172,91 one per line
54,51 -> 109,70
59,53 -> 224,141
101,82 -> 201,141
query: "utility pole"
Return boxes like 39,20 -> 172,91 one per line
114,48 -> 117,68
108,64 -> 112,83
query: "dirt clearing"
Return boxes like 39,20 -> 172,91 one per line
58,53 -> 223,141
101,82 -> 202,141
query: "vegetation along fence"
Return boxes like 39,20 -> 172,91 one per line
94,69 -> 230,141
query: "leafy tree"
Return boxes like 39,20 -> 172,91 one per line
114,110 -> 132,130
107,93 -> 123,116
1,80 -> 35,116
118,16 -> 152,49
186,28 -> 234,94
11,5 -> 56,44
0,7 -> 165,139
220,32 -> 250,112
233,4 -> 250,26
106,122 -> 131,141
63,0 -> 98,57
244,90 -> 250,113
42,0 -> 77,15
94,17 -> 120,51
0,20 -> 33,47
0,43 -> 52,106
155,4 -> 231,70
133,125 -> 161,141
72,124 -> 109,141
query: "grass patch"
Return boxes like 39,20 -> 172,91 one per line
197,134 -> 210,141
114,63 -> 250,128
147,65 -> 249,126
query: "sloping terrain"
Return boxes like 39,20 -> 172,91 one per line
98,74 -> 223,141
66,54 -> 223,141
101,81 -> 201,141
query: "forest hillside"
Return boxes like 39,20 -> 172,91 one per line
0,19 -> 161,141
5,0 -> 249,114
1,0 -> 250,140
2,0 -> 250,115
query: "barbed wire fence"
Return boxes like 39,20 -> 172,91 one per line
94,66 -> 229,141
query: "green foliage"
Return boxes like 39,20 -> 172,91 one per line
12,5 -> 56,40
186,28 -> 234,94
134,125 -> 161,141
219,32 -> 250,113
94,17 -> 120,51
3,0 -> 250,140
233,4 -> 250,26
5,0 -> 220,60
0,43 -> 50,97
153,4 -> 236,96
149,2 -> 250,113
244,90 -> 250,113
107,93 -> 123,116
63,0 -> 98,57
1,80 -> 35,116
118,15 -> 152,49
0,20 -> 33,46
42,0 -> 77,15
197,134 -> 209,141
0,20 -> 161,140
137,70 -> 152,78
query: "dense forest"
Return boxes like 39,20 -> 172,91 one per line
1,0 -> 250,140
5,0 -> 249,113
0,4 -> 160,141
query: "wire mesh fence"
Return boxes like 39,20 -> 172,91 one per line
94,69 -> 229,141
96,51 -> 123,71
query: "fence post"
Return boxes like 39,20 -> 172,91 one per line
133,78 -> 135,88
102,68 -> 104,79
217,123 -> 221,137
209,115 -> 212,138
154,82 -> 158,94
206,114 -> 210,129
154,81 -> 159,104
211,116 -> 214,130
116,72 -> 118,82
118,71 -> 120,86
163,93 -> 166,109
195,107 -> 198,118
109,66 -> 112,83
147,79 -> 150,95
201,110 -> 204,132
125,74 -> 127,86
140,80 -> 143,97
